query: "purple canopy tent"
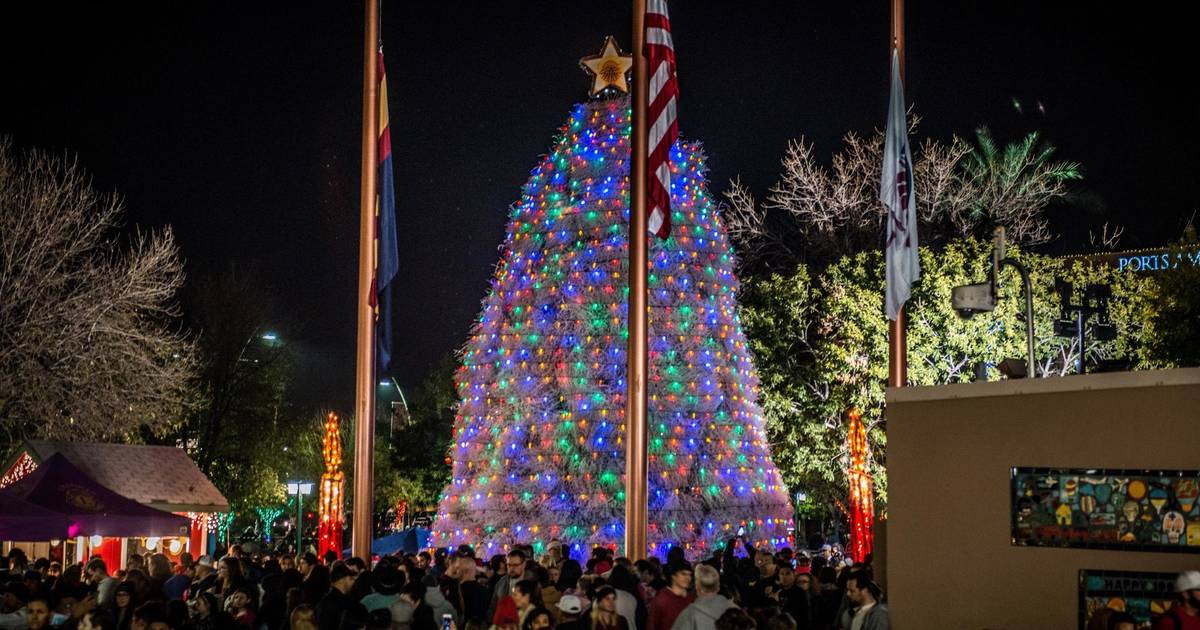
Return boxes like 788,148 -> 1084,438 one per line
0,492 -> 69,541
1,453 -> 190,538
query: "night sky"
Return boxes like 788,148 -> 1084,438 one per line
2,2 -> 1193,412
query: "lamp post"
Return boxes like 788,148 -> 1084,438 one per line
287,480 -> 313,554
1053,280 -> 1116,374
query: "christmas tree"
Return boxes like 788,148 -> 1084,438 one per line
433,40 -> 792,560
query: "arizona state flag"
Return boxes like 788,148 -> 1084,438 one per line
371,46 -> 399,371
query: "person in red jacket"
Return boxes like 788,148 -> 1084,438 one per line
648,563 -> 695,630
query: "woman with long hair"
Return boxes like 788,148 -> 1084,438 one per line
606,565 -> 643,630
111,583 -> 135,630
213,557 -> 249,600
147,554 -> 173,600
588,587 -> 627,630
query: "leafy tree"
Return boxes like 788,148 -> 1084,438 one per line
334,355 -> 456,537
177,265 -> 296,510
373,353 -> 457,512
0,140 -> 195,447
1141,224 -> 1200,368
741,239 -> 1155,513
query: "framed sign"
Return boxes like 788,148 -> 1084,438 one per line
1079,569 -> 1176,629
1011,467 -> 1200,553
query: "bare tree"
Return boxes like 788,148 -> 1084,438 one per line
0,140 -> 196,443
724,124 -> 1081,272
1088,222 -> 1125,252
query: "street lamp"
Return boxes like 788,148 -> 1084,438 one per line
286,480 -> 314,554
951,227 -> 1037,379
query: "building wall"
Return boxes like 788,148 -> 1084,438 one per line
885,368 -> 1200,630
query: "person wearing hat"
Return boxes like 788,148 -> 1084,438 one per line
188,556 -> 217,601
317,564 -> 358,630
591,586 -> 628,630
362,566 -> 404,613
1154,570 -> 1200,629
493,593 -> 521,630
111,582 -> 136,629
648,563 -> 694,630
0,582 -> 30,630
555,594 -> 587,630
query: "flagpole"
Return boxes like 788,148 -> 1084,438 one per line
624,0 -> 650,561
887,0 -> 907,389
352,0 -> 380,560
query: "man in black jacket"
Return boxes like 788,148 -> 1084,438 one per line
773,565 -> 810,630
317,564 -> 357,629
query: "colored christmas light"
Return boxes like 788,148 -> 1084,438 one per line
432,94 -> 792,559
846,408 -> 874,562
318,412 -> 345,559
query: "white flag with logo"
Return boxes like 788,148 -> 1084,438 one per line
880,48 -> 920,321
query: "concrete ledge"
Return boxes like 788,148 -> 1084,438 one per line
886,366 -> 1200,404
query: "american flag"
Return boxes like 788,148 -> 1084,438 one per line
645,0 -> 678,240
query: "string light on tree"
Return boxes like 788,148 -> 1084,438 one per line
317,412 -> 345,559
254,506 -> 286,542
432,38 -> 793,560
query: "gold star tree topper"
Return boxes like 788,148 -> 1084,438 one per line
580,36 -> 633,97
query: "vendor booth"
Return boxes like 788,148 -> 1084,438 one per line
1,441 -> 228,568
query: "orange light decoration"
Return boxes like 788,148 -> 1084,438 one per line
390,499 -> 408,531
317,412 -> 345,559
846,408 -> 874,563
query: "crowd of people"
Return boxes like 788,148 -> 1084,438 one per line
0,537 -> 884,630
4,536 -> 1192,629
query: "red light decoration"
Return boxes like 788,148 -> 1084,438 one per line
317,412 -> 345,559
846,408 -> 874,563
0,452 -> 37,488
390,500 -> 408,531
